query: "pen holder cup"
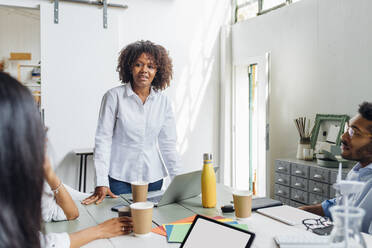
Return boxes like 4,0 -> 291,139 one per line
296,138 -> 311,160
303,148 -> 314,161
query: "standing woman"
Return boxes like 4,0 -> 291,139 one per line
83,40 -> 181,205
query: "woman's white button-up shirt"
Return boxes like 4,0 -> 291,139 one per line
94,83 -> 181,187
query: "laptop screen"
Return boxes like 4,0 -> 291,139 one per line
180,215 -> 255,248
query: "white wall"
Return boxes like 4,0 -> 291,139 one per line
232,0 -> 372,196
1,0 -> 232,192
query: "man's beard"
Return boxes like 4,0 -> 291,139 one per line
342,139 -> 372,163
341,141 -> 372,162
355,142 -> 372,164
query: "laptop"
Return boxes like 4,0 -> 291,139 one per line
130,167 -> 219,207
180,215 -> 255,248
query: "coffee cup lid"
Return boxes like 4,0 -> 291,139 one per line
130,202 -> 154,210
131,181 -> 149,186
232,190 -> 252,196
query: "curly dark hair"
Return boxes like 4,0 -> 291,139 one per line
359,102 -> 372,121
117,40 -> 173,91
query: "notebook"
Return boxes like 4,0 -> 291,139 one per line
257,205 -> 320,226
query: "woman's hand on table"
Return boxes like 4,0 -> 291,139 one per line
81,186 -> 118,205
69,217 -> 133,248
97,217 -> 133,238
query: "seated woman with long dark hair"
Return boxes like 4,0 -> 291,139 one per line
0,72 -> 132,248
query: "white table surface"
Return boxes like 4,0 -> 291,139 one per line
45,184 -> 372,248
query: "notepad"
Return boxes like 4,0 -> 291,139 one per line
152,215 -> 227,236
152,215 -> 196,236
168,224 -> 192,243
257,205 -> 320,226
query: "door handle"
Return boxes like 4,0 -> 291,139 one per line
294,195 -> 302,200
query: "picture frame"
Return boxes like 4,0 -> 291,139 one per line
310,114 -> 350,150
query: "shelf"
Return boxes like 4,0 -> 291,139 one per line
24,83 -> 41,87
19,64 -> 40,68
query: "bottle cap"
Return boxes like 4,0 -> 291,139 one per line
203,153 -> 212,160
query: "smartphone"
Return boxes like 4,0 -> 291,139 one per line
111,204 -> 127,212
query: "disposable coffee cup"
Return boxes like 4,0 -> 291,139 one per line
131,181 -> 148,203
130,202 -> 154,237
232,190 -> 252,220
118,206 -> 131,217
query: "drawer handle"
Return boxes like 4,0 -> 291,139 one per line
313,174 -> 323,179
278,178 -> 284,183
295,170 -> 303,175
277,190 -> 284,195
294,182 -> 303,188
278,166 -> 285,171
294,195 -> 302,200
313,187 -> 322,193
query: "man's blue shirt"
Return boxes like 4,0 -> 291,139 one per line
321,162 -> 372,218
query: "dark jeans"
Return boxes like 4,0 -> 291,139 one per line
109,176 -> 163,195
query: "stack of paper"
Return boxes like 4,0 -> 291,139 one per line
152,215 -> 249,243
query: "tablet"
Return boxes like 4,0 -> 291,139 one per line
180,215 -> 255,248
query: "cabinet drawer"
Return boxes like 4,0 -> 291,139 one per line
275,173 -> 290,186
308,180 -> 329,197
290,200 -> 304,208
330,170 -> 348,184
291,163 -> 309,178
291,188 -> 308,204
275,160 -> 291,174
274,184 -> 290,198
308,193 -> 327,205
291,176 -> 308,191
330,186 -> 336,198
309,167 -> 330,183
274,195 -> 290,205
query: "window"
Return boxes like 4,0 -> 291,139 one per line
235,0 -> 259,22
261,0 -> 286,13
235,0 -> 303,23
232,55 -> 270,196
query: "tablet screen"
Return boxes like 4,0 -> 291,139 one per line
181,216 -> 255,248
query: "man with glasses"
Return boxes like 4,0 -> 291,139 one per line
299,102 -> 372,232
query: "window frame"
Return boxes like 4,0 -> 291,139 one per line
235,0 -> 293,23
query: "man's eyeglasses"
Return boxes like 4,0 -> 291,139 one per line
344,123 -> 372,139
302,217 -> 331,231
